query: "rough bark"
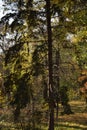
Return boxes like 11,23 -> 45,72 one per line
45,0 -> 54,130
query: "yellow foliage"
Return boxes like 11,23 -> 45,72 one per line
71,36 -> 79,44
71,30 -> 87,44
51,0 -> 59,4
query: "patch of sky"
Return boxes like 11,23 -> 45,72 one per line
0,0 -> 18,20
66,33 -> 74,41
0,0 -> 4,20
51,12 -> 59,26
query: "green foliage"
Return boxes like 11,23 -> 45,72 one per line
32,43 -> 47,76
5,43 -> 24,65
0,0 -> 87,128
4,41 -> 33,121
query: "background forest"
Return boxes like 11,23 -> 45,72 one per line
0,0 -> 87,130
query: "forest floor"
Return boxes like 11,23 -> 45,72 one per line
57,101 -> 87,130
0,101 -> 87,130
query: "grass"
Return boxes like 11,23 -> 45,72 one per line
0,100 -> 87,130
56,100 -> 87,130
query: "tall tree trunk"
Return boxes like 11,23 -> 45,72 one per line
45,0 -> 54,130
31,98 -> 35,129
56,50 -> 60,119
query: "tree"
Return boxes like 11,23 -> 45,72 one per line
0,0 -> 87,129
45,0 -> 55,129
4,42 -> 32,121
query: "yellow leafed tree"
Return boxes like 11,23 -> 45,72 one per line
51,0 -> 59,4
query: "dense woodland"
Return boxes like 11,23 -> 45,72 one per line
0,0 -> 87,130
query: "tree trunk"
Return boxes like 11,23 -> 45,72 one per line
32,99 -> 35,129
45,0 -> 54,130
56,51 -> 60,119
